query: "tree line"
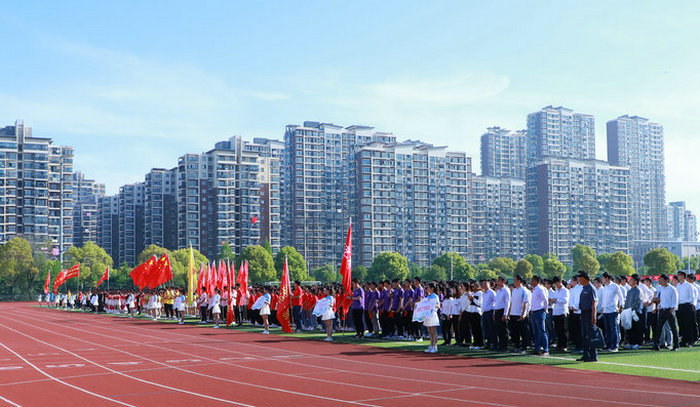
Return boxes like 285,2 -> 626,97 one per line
0,237 -> 689,296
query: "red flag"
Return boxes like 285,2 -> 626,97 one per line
276,257 -> 293,333
339,220 -> 353,317
251,216 -> 258,224
146,253 -> 173,288
217,260 -> 225,291
130,256 -> 157,289
236,260 -> 248,296
196,263 -> 205,296
206,263 -> 215,296
44,270 -> 51,294
226,262 -> 236,327
96,266 -> 109,287
53,263 -> 80,292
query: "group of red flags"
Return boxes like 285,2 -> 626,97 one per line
129,253 -> 173,290
48,263 -> 80,294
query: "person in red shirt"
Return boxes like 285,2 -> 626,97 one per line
292,281 -> 303,332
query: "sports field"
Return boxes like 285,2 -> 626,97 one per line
0,303 -> 698,407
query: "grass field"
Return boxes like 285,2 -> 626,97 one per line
49,307 -> 700,382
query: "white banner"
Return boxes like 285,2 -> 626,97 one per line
412,297 -> 437,322
251,296 -> 266,310
312,297 -> 331,317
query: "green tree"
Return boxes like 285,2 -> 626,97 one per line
606,251 -> 635,276
262,239 -> 273,255
423,264 -> 448,281
474,267 -> 498,280
487,257 -> 517,278
433,252 -> 473,281
219,242 -> 235,262
514,259 -> 534,279
524,254 -> 544,276
643,248 -> 676,276
0,237 -> 36,295
63,241 -> 114,288
274,246 -> 309,281
240,245 -> 275,283
171,247 -> 209,287
578,253 -> 600,276
408,262 -> 425,278
311,263 -> 338,283
543,258 -> 566,279
352,265 -> 368,281
367,252 -> 409,282
572,244 -> 596,272
137,244 -> 170,265
597,253 -> 613,272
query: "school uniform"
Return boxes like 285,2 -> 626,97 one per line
494,285 -> 510,351
481,288 -> 497,349
508,286 -> 529,351
568,283 -> 583,350
551,286 -> 569,350
466,291 -> 483,347
579,283 -> 598,362
530,284 -> 549,354
653,285 -> 679,350
677,281 -> 698,346
351,287 -> 365,337
391,287 -> 404,337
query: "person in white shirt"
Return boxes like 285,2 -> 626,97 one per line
601,272 -> 624,351
480,280 -> 497,350
209,288 -> 222,328
508,275 -> 529,353
466,282 -> 483,349
691,274 -> 700,343
568,278 -> 583,352
440,288 -> 455,346
90,292 -> 99,314
197,290 -> 208,324
530,275 -> 549,356
675,271 -> 698,346
549,276 -> 569,351
494,277 -> 510,352
652,274 -> 679,351
642,278 -> 657,342
454,284 -> 468,347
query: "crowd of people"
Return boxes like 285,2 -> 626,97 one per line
42,271 -> 700,360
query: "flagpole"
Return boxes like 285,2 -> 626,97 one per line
107,267 -> 110,291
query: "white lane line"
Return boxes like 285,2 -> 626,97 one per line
0,395 -> 22,407
0,322 -> 256,407
0,341 -> 135,407
545,355 -> 700,374
20,311 -> 665,407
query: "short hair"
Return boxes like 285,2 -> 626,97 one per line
677,271 -> 687,277
294,280 -> 301,285
514,274 -> 524,283
392,278 -> 399,283
552,276 -> 561,284
531,275 -> 541,283
659,274 -> 669,281
602,272 -> 612,280
352,278 -> 359,284
629,274 -> 640,283
497,276 -> 507,282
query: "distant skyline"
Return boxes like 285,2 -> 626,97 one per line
2,1 -> 700,217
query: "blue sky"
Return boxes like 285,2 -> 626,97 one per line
1,1 -> 700,215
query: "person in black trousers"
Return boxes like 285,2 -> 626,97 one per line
576,271 -> 598,362
652,274 -> 679,351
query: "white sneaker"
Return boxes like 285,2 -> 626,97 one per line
415,338 -> 423,342
178,321 -> 184,325
213,325 -> 220,329
429,346 -> 438,353
262,330 -> 269,335
324,337 -> 333,342
424,347 -> 432,353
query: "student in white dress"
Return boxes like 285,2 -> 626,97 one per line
260,286 -> 272,334
147,291 -> 159,320
322,286 -> 336,341
423,283 -> 441,353
209,288 -> 222,328
176,289 -> 187,324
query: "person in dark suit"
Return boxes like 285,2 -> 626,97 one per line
576,271 -> 598,362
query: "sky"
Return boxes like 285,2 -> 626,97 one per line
1,1 -> 700,215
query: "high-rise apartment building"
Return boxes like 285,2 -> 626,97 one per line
0,121 -> 74,255
283,122 -> 396,270
176,136 -> 282,260
666,201 -> 698,242
353,141 -> 470,266
72,171 -> 105,247
526,106 -> 595,162
118,183 -> 144,266
144,168 -> 177,250
526,157 -> 631,263
96,195 -> 119,264
480,127 -> 527,179
607,115 -> 665,241
472,176 -> 527,263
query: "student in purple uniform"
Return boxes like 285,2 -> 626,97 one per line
391,279 -> 404,339
412,277 -> 425,341
377,281 -> 391,338
402,280 -> 414,340
351,279 -> 366,338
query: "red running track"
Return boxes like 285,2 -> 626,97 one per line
0,303 -> 698,407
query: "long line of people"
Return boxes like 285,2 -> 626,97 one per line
43,271 -> 700,360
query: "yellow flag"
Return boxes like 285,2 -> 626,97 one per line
187,245 -> 196,306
